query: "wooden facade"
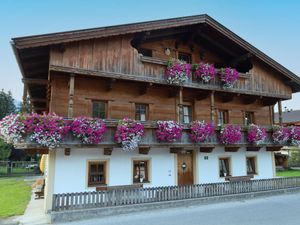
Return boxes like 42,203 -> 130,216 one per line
11,14 -> 300,146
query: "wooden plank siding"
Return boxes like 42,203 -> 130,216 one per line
49,35 -> 292,99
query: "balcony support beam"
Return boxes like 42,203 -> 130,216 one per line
210,91 -> 215,124
278,99 -> 283,125
68,74 -> 75,118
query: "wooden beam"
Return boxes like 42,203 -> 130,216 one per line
266,146 -> 283,151
242,96 -> 257,105
31,98 -> 47,103
246,146 -> 261,151
278,99 -> 283,125
200,147 -> 214,153
68,74 -> 75,118
139,147 -> 150,155
104,147 -> 113,155
170,147 -> 183,154
224,146 -> 240,152
210,91 -> 215,124
23,78 -> 48,85
64,148 -> 71,156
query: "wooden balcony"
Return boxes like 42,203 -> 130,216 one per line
15,120 -> 285,151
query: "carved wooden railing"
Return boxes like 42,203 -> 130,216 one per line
52,177 -> 300,211
15,120 -> 284,150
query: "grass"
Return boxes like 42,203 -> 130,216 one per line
276,169 -> 300,177
0,177 -> 31,218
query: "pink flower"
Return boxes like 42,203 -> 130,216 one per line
194,63 -> 216,82
219,124 -> 242,145
165,59 -> 191,85
219,67 -> 239,88
247,124 -> 266,145
189,121 -> 215,142
156,121 -> 183,142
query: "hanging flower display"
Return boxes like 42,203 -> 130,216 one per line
24,113 -> 70,149
219,67 -> 239,88
0,113 -> 26,144
272,125 -> 290,144
71,117 -> 106,144
193,63 -> 216,83
247,124 -> 267,145
219,124 -> 242,145
189,120 -> 215,142
115,118 -> 144,152
165,59 -> 191,85
289,126 -> 300,146
156,120 -> 183,142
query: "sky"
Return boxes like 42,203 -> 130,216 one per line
0,0 -> 300,112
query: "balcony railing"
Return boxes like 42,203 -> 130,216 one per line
15,120 -> 284,150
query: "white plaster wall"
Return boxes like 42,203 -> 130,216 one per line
197,147 -> 274,183
53,147 -> 175,194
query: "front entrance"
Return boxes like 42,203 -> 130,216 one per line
177,150 -> 194,185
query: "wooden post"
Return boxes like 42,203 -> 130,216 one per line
22,83 -> 28,113
269,105 -> 274,126
176,87 -> 183,122
210,91 -> 215,124
68,74 -> 75,118
278,99 -> 283,125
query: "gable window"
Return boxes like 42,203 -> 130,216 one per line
245,111 -> 255,125
88,161 -> 106,187
179,105 -> 192,124
139,48 -> 153,57
246,156 -> 257,175
219,157 -> 231,177
133,160 -> 149,183
178,52 -> 192,63
135,104 -> 148,121
92,101 -> 106,119
217,110 -> 229,125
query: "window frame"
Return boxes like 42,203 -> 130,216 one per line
92,100 -> 107,119
246,156 -> 257,175
135,103 -> 149,121
179,105 -> 193,124
132,159 -> 150,183
87,161 -> 107,187
219,157 -> 231,178
244,111 -> 255,125
178,52 -> 192,64
217,109 -> 229,125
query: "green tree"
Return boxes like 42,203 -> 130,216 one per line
0,89 -> 16,119
19,96 -> 31,113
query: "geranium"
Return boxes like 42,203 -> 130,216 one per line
165,59 -> 191,85
247,124 -> 266,145
25,113 -> 70,149
189,120 -> 215,142
71,117 -> 106,144
115,118 -> 144,152
156,121 -> 183,142
219,67 -> 239,88
0,113 -> 26,144
219,124 -> 242,145
193,63 -> 216,82
289,126 -> 300,146
272,125 -> 290,144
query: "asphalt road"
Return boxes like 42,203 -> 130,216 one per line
55,192 -> 300,225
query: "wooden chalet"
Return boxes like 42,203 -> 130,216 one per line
11,15 -> 300,212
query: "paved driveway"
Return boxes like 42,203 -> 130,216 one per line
55,192 -> 300,225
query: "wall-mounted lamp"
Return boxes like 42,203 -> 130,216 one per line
164,47 -> 171,56
181,162 -> 187,171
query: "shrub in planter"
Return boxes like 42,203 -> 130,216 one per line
247,124 -> 267,145
193,63 -> 216,83
189,120 -> 215,142
165,59 -> 191,85
115,118 -> 144,152
272,125 -> 290,144
290,126 -> 300,146
219,67 -> 239,88
156,120 -> 183,142
219,124 -> 242,145
71,116 -> 106,145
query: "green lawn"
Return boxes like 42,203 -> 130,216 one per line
0,177 -> 31,218
276,169 -> 300,177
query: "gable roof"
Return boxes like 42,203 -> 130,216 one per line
11,14 -> 300,112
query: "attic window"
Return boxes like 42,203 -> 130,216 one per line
139,48 -> 152,57
178,52 -> 192,63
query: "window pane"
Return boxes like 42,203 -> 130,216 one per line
88,162 -> 105,186
135,104 -> 148,121
92,101 -> 106,119
180,106 -> 192,124
133,160 -> 148,183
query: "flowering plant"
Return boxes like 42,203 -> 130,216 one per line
193,63 -> 216,82
272,125 -> 290,144
247,124 -> 266,145
25,113 -> 70,149
189,120 -> 215,142
219,124 -> 242,145
71,117 -> 106,144
0,113 -> 26,144
289,126 -> 300,146
165,59 -> 191,85
115,118 -> 144,152
156,120 -> 183,142
219,67 -> 239,88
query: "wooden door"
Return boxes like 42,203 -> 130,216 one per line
177,151 -> 194,185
